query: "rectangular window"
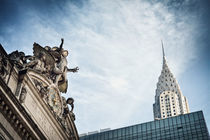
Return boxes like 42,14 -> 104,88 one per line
117,129 -> 122,137
142,123 -> 146,131
189,113 -> 194,122
177,116 -> 181,124
146,122 -> 151,130
125,127 -> 129,135
172,117 -> 177,125
164,119 -> 169,127
151,122 -> 155,129
160,120 -> 164,128
122,128 -> 126,136
100,133 -> 104,140
113,130 -> 117,137
108,131 -> 112,138
137,124 -> 142,132
133,125 -> 137,134
129,126 -> 133,135
169,118 -> 173,126
155,120 -> 160,129
104,132 -> 108,139
181,115 -> 185,124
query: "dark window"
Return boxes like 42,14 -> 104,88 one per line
137,125 -> 141,132
155,120 -> 160,128
142,123 -> 146,131
133,125 -> 137,133
113,130 -> 117,137
189,114 -> 194,122
193,112 -> 199,121
108,131 -> 112,138
198,112 -> 204,119
146,122 -> 151,130
118,129 -> 122,136
151,122 -> 155,129
177,116 -> 181,124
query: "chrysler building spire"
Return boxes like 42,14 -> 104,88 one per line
153,42 -> 190,120
161,40 -> 165,58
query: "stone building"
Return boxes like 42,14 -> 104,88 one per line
153,42 -> 190,120
0,39 -> 79,140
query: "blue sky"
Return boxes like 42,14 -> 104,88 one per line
0,0 -> 209,134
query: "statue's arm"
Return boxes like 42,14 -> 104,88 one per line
67,66 -> 79,73
59,38 -> 64,50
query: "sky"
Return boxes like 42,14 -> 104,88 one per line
0,0 -> 209,134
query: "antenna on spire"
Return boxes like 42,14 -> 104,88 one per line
161,40 -> 165,57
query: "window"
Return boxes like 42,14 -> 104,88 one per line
142,123 -> 146,131
193,112 -> 199,121
155,120 -> 160,129
146,122 -> 151,130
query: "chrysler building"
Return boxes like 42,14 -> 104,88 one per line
153,42 -> 190,120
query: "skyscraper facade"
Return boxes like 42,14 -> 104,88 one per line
80,111 -> 209,140
153,43 -> 190,120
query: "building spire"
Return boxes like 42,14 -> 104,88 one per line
153,41 -> 190,120
161,40 -> 165,58
161,40 -> 166,65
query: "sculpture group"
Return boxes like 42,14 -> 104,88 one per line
9,38 -> 78,93
0,39 -> 79,132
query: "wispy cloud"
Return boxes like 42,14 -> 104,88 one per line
0,0 -> 208,134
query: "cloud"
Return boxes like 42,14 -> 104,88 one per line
61,0 -> 199,133
0,0 -> 207,134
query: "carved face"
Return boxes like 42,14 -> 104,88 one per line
62,50 -> 68,57
67,98 -> 74,105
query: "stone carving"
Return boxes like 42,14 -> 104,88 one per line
7,39 -> 78,136
67,97 -> 74,113
62,97 -> 75,122
60,96 -> 75,134
24,51 -> 47,73
24,38 -> 79,93
0,53 -> 9,81
8,50 -> 32,69
32,79 -> 48,100
19,86 -> 27,103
